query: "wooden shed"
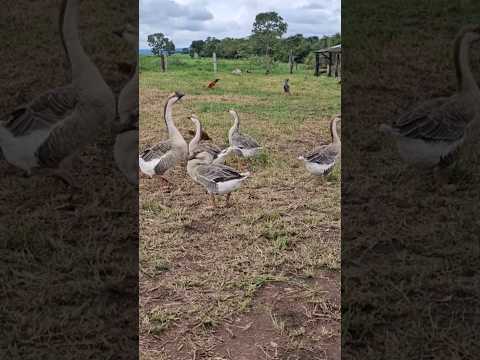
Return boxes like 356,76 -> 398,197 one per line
314,44 -> 341,78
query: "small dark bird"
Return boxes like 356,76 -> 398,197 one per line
283,79 -> 291,95
208,79 -> 220,88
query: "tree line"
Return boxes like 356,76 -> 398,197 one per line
147,11 -> 341,65
189,12 -> 340,64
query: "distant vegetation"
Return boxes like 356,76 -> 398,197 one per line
188,12 -> 341,64
146,11 -> 341,70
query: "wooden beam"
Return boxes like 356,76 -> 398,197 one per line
315,52 -> 320,76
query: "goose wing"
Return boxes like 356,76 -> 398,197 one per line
392,96 -> 472,141
140,141 -> 171,161
232,132 -> 260,149
305,144 -> 338,165
1,85 -> 77,137
194,142 -> 222,157
196,164 -> 244,184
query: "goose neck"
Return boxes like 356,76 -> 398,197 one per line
454,33 -> 479,95
189,120 -> 201,152
331,119 -> 340,145
61,0 -> 90,77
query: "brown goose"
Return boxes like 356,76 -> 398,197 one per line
188,114 -> 233,165
298,115 -> 341,176
138,92 -> 188,181
187,151 -> 250,208
380,25 -> 480,169
0,0 -> 116,186
227,109 -> 262,157
113,24 -> 139,186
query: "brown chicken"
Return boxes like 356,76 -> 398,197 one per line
207,79 -> 220,88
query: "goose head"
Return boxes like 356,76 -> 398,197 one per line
168,91 -> 185,104
113,23 -> 138,47
189,114 -> 200,125
458,25 -> 480,43
228,109 -> 238,119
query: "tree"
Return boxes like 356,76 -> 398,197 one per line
147,33 -> 174,56
165,39 -> 176,55
189,40 -> 205,57
251,12 -> 287,53
202,37 -> 221,57
251,12 -> 288,73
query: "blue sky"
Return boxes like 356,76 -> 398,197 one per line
139,0 -> 341,48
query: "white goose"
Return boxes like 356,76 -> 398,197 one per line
113,24 -> 139,186
380,25 -> 480,170
227,109 -> 262,157
0,0 -> 116,186
188,114 -> 233,165
138,92 -> 188,181
299,115 -> 341,176
187,151 -> 250,208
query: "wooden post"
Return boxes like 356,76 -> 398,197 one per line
314,52 -> 320,76
337,53 -> 341,79
289,51 -> 294,74
327,52 -> 332,77
213,52 -> 217,73
333,53 -> 338,78
160,53 -> 165,72
165,54 -> 168,72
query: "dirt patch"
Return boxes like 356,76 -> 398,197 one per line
213,272 -> 340,360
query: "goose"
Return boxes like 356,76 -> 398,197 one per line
188,114 -> 233,165
227,109 -> 262,157
138,92 -> 188,181
298,115 -> 341,176
283,79 -> 291,95
380,25 -> 480,170
112,24 -> 139,186
0,0 -> 116,187
187,151 -> 250,208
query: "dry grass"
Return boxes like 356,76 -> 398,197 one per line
139,56 -> 341,358
342,1 -> 480,358
0,1 -> 138,358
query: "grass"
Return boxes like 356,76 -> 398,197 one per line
139,54 -> 341,358
342,1 -> 480,359
0,1 -> 138,359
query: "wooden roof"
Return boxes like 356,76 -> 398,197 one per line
315,44 -> 341,53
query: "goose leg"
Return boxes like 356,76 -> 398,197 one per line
209,194 -> 216,208
159,176 -> 171,185
225,193 -> 231,207
52,169 -> 81,189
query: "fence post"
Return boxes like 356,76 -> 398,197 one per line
314,52 -> 320,76
289,51 -> 294,74
213,52 -> 217,73
160,53 -> 165,72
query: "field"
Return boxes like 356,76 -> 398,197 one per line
343,1 -> 480,358
0,1 -> 138,358
139,54 -> 341,359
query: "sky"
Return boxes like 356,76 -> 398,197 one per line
139,0 -> 341,49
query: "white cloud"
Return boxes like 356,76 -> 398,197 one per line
140,0 -> 340,48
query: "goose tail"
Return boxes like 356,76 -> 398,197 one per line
240,171 -> 251,178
